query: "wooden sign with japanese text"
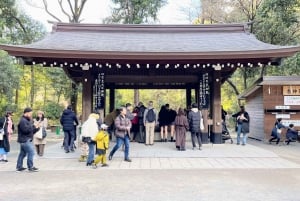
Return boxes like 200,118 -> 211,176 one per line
283,86 -> 300,96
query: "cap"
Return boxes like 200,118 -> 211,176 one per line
100,124 -> 108,130
23,107 -> 33,113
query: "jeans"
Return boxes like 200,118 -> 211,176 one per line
87,142 -> 95,164
110,135 -> 130,160
16,140 -> 35,169
237,124 -> 247,145
63,130 -> 75,151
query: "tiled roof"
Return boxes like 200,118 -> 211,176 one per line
16,24 -> 297,52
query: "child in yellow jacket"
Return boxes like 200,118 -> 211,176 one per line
92,124 -> 110,168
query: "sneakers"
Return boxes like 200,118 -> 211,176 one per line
28,167 -> 39,172
101,164 -> 109,167
124,158 -> 132,162
16,167 -> 27,172
108,154 -> 113,160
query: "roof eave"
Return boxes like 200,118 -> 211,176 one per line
1,45 -> 300,61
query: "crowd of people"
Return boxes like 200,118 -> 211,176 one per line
0,102 -> 299,172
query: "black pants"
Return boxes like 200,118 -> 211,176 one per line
269,137 -> 280,144
139,124 -> 145,143
191,132 -> 202,148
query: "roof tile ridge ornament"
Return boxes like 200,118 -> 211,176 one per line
48,22 -> 248,33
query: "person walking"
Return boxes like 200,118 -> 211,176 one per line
33,111 -> 48,157
109,106 -> 132,162
81,113 -> 100,166
175,108 -> 189,151
269,118 -> 285,145
0,111 -> 14,162
60,105 -> 79,153
92,124 -> 110,168
16,108 -> 40,172
144,101 -> 158,146
232,106 -> 250,146
188,103 -> 204,150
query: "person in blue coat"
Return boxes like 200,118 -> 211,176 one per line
285,124 -> 298,145
60,105 -> 79,153
269,118 -> 286,145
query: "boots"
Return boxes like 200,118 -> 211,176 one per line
35,145 -> 40,155
38,144 -> 45,156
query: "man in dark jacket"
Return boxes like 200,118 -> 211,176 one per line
16,107 -> 40,172
188,103 -> 203,150
60,105 -> 79,153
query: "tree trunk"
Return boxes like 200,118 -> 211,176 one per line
15,89 -> 18,106
30,65 -> 35,108
134,89 -> 139,106
71,82 -> 78,114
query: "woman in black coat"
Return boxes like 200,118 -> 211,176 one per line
0,111 -> 14,162
158,105 -> 169,142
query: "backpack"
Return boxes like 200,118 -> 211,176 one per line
146,109 -> 155,122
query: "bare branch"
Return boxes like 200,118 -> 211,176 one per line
67,0 -> 76,21
58,0 -> 72,22
77,0 -> 88,20
226,79 -> 240,96
42,0 -> 62,22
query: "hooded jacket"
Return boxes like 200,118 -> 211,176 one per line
17,115 -> 39,143
60,109 -> 79,131
81,114 -> 99,139
94,130 -> 109,150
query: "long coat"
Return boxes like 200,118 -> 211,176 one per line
0,117 -> 12,152
33,118 -> 48,145
175,114 -> 189,147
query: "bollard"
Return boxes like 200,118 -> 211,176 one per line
56,125 -> 60,135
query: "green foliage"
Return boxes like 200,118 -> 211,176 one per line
42,101 -> 64,120
113,89 -> 187,111
0,50 -> 21,114
254,0 -> 300,45
106,0 -> 167,24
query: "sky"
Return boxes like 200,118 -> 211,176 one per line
19,0 -> 199,31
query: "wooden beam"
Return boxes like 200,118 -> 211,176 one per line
82,71 -> 92,122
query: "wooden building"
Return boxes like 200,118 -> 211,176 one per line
239,76 -> 300,141
1,23 -> 300,144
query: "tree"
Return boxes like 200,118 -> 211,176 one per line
106,0 -> 167,105
254,0 -> 300,76
26,0 -> 91,113
105,0 -> 167,24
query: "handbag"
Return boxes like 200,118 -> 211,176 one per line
42,127 -> 47,138
82,136 -> 92,143
0,118 -> 7,141
35,128 -> 43,139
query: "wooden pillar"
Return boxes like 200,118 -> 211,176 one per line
211,71 -> 222,144
186,87 -> 192,109
109,88 -> 115,113
82,70 -> 92,122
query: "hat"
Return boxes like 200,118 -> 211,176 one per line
191,103 -> 198,108
23,107 -> 32,113
100,124 -> 108,130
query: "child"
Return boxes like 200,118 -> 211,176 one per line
285,124 -> 298,145
92,124 -> 110,168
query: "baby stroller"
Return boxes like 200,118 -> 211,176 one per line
222,122 -> 233,144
